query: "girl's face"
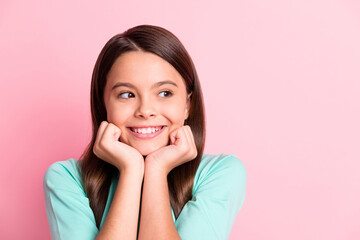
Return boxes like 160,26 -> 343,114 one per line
103,51 -> 191,156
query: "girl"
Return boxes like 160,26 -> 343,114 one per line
44,25 -> 247,240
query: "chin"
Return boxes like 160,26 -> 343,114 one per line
132,143 -> 165,157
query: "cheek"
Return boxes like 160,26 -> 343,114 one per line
106,104 -> 131,126
165,103 -> 187,126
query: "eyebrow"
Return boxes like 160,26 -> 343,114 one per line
111,82 -> 136,90
111,80 -> 178,90
153,80 -> 178,88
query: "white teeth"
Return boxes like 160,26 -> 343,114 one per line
132,127 -> 162,134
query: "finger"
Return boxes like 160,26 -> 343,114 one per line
94,121 -> 109,156
170,134 -> 176,145
103,123 -> 121,142
176,125 -> 191,147
95,121 -> 108,144
110,123 -> 121,140
182,125 -> 193,145
183,126 -> 197,157
169,128 -> 179,145
173,126 -> 188,146
169,127 -> 183,145
185,125 -> 196,147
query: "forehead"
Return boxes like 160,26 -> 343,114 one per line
106,51 -> 186,89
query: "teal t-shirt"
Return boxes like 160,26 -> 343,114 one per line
43,154 -> 247,240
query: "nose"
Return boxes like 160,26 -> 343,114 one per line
135,97 -> 157,119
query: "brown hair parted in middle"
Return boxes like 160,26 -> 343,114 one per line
80,25 -> 206,228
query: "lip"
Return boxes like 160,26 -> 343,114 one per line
127,125 -> 166,139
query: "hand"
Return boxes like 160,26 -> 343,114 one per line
93,121 -> 144,172
145,125 -> 197,175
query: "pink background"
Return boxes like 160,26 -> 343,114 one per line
1,0 -> 359,239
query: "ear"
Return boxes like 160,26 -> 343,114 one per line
185,92 -> 192,119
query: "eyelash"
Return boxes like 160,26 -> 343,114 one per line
117,90 -> 173,99
117,92 -> 135,99
158,90 -> 173,98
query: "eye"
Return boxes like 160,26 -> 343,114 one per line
158,90 -> 173,98
117,92 -> 135,99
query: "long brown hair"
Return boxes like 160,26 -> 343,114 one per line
80,25 -> 206,228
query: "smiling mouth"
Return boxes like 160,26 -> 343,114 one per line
127,126 -> 166,139
129,126 -> 165,134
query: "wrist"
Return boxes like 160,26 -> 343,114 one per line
118,160 -> 145,177
144,160 -> 168,177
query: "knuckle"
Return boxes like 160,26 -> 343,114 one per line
192,148 -> 197,157
98,140 -> 107,149
93,145 -> 99,156
93,140 -> 99,149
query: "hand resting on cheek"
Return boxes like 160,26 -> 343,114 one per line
94,121 -> 197,175
93,121 -> 144,172
145,125 -> 198,175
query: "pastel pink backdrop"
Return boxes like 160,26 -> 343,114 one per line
1,0 -> 359,239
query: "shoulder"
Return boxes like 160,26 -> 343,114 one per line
174,154 -> 247,238
198,154 -> 246,174
43,160 -> 99,239
194,154 -> 247,191
193,154 -> 247,210
43,159 -> 85,194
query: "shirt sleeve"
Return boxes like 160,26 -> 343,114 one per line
174,155 -> 247,240
43,161 -> 99,240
